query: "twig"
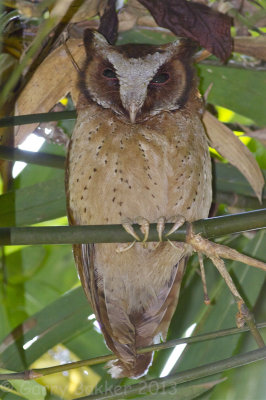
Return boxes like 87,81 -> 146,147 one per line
0,322 -> 265,381
0,111 -> 77,127
78,347 -> 266,400
0,146 -> 65,169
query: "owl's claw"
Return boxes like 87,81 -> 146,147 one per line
122,218 -> 141,242
162,215 -> 189,254
157,217 -> 165,242
135,216 -> 150,243
116,217 -> 150,253
154,215 -> 188,251
166,215 -> 186,238
116,241 -> 136,253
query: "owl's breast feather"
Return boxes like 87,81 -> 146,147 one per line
68,106 -> 212,226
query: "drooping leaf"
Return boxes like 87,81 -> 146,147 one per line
98,0 -> 118,44
203,111 -> 265,201
15,39 -> 85,146
234,36 -> 266,61
138,0 -> 232,61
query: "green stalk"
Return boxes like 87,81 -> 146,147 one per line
0,145 -> 65,168
0,322 -> 265,381
0,111 -> 77,127
78,347 -> 266,400
0,209 -> 265,245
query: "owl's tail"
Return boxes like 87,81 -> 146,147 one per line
107,352 -> 153,379
104,259 -> 187,379
99,305 -> 156,379
78,244 -> 186,379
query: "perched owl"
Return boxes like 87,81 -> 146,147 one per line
65,29 -> 212,378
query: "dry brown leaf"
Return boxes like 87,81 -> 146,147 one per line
98,0 -> 118,44
70,0 -> 107,23
138,0 -> 232,61
203,111 -> 264,201
234,36 -> 266,61
118,10 -> 138,32
15,39 -> 86,146
119,0 -> 152,30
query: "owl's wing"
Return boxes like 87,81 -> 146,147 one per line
76,243 -> 187,378
131,257 -> 187,346
154,257 -> 187,338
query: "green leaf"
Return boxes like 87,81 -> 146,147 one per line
164,230 -> 266,381
0,287 -> 92,371
215,163 -> 266,200
199,64 -> 266,126
126,378 -> 225,400
0,368 -> 46,400
0,177 -> 66,227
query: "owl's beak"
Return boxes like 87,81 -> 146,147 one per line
128,103 -> 138,123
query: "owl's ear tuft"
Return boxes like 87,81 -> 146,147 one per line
83,29 -> 109,57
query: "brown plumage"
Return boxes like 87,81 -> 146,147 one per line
65,29 -> 212,378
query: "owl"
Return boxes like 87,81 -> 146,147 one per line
65,29 -> 212,378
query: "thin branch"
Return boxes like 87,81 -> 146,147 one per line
0,322 -> 265,381
0,111 -> 262,130
79,347 -> 266,400
0,146 -> 65,169
0,111 -> 77,127
0,209 -> 265,245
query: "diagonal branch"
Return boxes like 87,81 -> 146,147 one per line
79,347 -> 266,399
0,322 -> 265,381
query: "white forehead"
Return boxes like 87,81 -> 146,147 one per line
97,43 -> 177,88
108,52 -> 165,83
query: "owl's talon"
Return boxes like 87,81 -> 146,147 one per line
166,215 -> 186,237
116,241 -> 136,253
157,217 -> 166,242
167,239 -> 189,260
122,218 -> 141,242
120,217 -> 150,251
135,217 -> 150,243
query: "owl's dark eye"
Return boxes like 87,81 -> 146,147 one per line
150,73 -> 169,85
103,68 -> 117,79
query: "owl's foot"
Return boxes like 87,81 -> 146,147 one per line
153,215 -> 188,253
116,217 -> 150,252
116,216 -> 179,252
185,223 -> 266,347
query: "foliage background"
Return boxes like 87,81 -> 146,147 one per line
0,0 -> 266,399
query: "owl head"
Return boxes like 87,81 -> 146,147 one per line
79,29 -> 197,123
